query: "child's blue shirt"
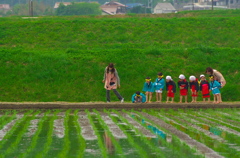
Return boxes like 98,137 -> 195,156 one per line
142,82 -> 155,92
154,78 -> 165,90
210,80 -> 221,94
132,93 -> 146,103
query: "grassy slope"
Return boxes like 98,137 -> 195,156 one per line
0,10 -> 239,102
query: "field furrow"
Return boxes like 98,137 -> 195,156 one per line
0,108 -> 238,158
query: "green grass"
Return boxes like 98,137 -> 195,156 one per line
1,16 -> 240,50
0,10 -> 240,102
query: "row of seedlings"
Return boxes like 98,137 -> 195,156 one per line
29,110 -> 59,157
158,109 -> 226,143
154,109 -> 237,158
37,110 -> 60,158
180,109 -> 240,155
156,109 -> 239,157
108,109 -> 169,158
186,111 -> 240,153
46,111 -> 66,157
2,110 -> 41,158
0,110 -> 18,141
217,108 -> 240,124
0,110 -> 32,153
126,109 -> 203,158
0,110 -> 17,131
92,109 -> 125,158
138,109 -> 220,158
197,109 -> 240,132
86,110 -> 108,158
66,110 -> 86,158
78,111 -> 102,157
18,110 -> 51,158
173,109 -> 229,140
73,110 -> 86,158
78,111 -> 99,157
218,111 -> 240,127
189,109 -> 240,142
184,109 -> 240,137
187,109 -> 240,139
113,109 -> 168,158
57,110 -> 71,158
105,109 -> 150,158
132,109 -> 205,158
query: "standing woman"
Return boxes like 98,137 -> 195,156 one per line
206,67 -> 226,102
102,63 -> 124,103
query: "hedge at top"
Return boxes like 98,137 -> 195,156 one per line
0,47 -> 239,102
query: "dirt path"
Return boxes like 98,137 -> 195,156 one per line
0,102 -> 239,110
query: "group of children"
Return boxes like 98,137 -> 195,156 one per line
132,72 -> 222,104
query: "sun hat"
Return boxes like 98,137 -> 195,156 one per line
200,74 -> 205,78
166,76 -> 172,80
179,74 -> 185,80
189,75 -> 196,81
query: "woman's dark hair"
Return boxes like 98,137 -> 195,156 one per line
206,67 -> 213,74
107,63 -> 115,73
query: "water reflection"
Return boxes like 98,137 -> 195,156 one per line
103,131 -> 115,155
202,124 -> 226,138
132,115 -> 169,141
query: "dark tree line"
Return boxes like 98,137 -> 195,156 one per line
56,2 -> 101,15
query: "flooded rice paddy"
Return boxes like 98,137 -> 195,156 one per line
0,108 -> 239,158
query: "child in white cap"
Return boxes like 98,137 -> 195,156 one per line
178,74 -> 188,103
189,75 -> 199,103
166,76 -> 176,103
199,74 -> 210,102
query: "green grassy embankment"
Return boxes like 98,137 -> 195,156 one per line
0,10 -> 239,102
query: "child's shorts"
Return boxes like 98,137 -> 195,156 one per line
180,89 -> 188,96
155,90 -> 163,93
167,92 -> 174,98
